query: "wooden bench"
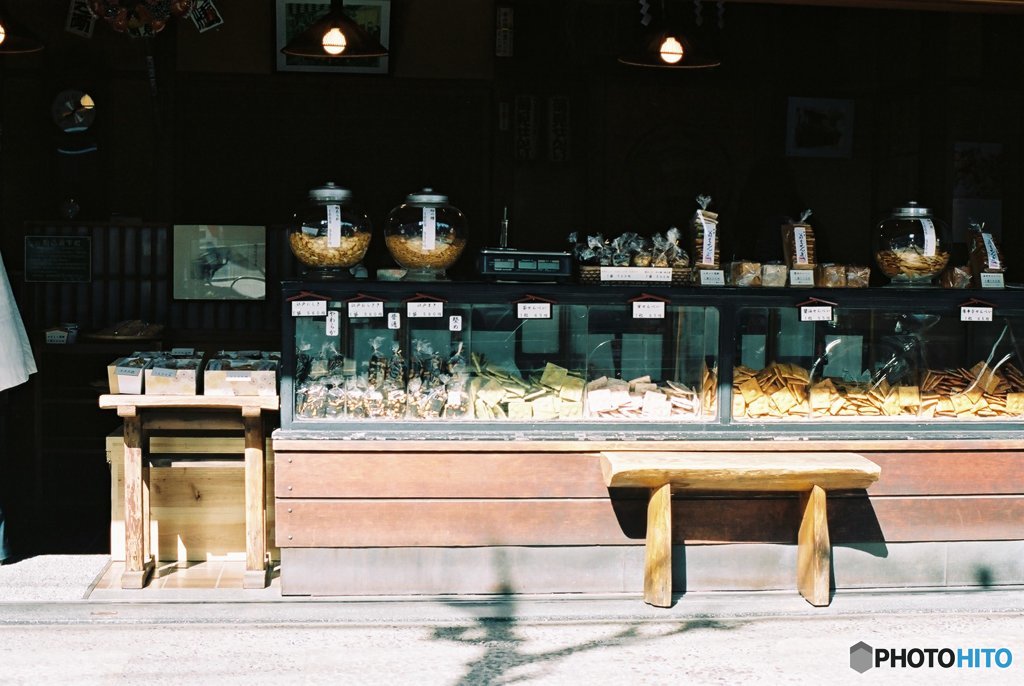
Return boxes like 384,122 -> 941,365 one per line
600,451 -> 881,607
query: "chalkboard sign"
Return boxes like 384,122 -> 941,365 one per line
24,236 -> 92,283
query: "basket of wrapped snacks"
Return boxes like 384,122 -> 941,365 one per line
570,229 -> 690,285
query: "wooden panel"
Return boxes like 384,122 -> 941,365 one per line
863,452 -> 1024,496
275,452 -> 609,498
275,495 -> 1024,547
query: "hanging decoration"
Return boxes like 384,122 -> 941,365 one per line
87,0 -> 194,38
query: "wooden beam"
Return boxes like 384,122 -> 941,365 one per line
797,485 -> 831,606
100,394 -> 279,411
644,484 -> 674,607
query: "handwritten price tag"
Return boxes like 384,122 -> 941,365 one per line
980,273 -> 1005,289
327,204 -> 342,247
699,269 -> 725,286
151,368 -> 177,378
961,306 -> 993,322
632,301 -> 665,319
291,300 -> 327,317
517,302 -> 551,319
226,370 -> 252,381
449,315 -> 463,332
790,269 -> 815,287
800,305 -> 833,322
325,311 -> 340,336
599,267 -> 671,282
407,301 -> 444,318
115,366 -> 143,377
388,312 -> 401,329
170,347 -> 195,356
348,301 -> 384,318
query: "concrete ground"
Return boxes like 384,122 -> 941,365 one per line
1,555 -> 1022,685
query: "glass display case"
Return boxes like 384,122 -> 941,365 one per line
279,282 -> 1024,439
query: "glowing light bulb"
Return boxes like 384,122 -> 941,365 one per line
322,27 -> 347,55
659,36 -> 684,64
0,24 -> 7,46
80,94 -> 95,110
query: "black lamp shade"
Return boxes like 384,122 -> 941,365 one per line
618,27 -> 718,69
281,6 -> 387,59
0,10 -> 43,54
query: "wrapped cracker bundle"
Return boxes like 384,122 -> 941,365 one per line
815,263 -> 846,288
846,265 -> 870,288
761,263 -> 788,288
940,265 -> 972,289
691,195 -> 720,269
781,209 -> 817,270
728,261 -> 762,287
968,221 -> 1006,286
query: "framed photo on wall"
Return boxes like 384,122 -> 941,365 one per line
785,97 -> 854,158
275,0 -> 391,74
173,225 -> 267,301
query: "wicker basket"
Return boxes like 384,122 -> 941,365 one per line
578,265 -> 692,286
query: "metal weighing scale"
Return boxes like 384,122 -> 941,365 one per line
477,208 -> 573,282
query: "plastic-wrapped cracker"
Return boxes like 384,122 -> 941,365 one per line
815,263 -> 846,288
967,221 -> 1005,286
728,261 -> 762,287
690,195 -> 720,269
941,265 -> 972,289
845,265 -> 870,288
781,209 -> 817,270
761,263 -> 788,288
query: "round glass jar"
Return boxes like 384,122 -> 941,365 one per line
873,202 -> 950,286
287,182 -> 372,279
384,188 -> 468,281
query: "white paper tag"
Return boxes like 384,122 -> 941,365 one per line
291,300 -> 328,317
422,207 -> 436,251
961,306 -> 993,322
982,233 -> 1001,270
700,218 -> 716,265
599,267 -> 671,282
980,272 -> 1005,289
449,315 -> 463,332
348,301 -> 384,318
920,218 -> 937,257
325,311 -> 340,336
388,312 -> 402,329
226,370 -> 252,381
408,301 -> 444,318
800,305 -> 834,322
45,330 -> 68,344
632,302 -> 665,319
151,367 -> 177,378
115,366 -> 143,377
327,204 -> 342,248
793,226 -> 810,265
517,302 -> 551,319
790,269 -> 815,287
699,269 -> 725,286
170,347 -> 194,356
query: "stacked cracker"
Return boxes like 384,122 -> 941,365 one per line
691,195 -> 721,269
469,357 -> 583,420
808,378 -> 920,417
732,363 -> 811,419
919,361 -> 1024,418
585,375 -> 701,419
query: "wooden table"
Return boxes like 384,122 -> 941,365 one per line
99,394 -> 280,589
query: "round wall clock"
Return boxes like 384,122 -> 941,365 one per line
51,89 -> 97,134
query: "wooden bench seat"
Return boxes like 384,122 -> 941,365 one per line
600,451 -> 881,607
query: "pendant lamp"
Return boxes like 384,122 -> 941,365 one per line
0,2 -> 43,55
281,0 -> 387,59
618,1 -> 717,69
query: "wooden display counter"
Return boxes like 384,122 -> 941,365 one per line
271,438 -> 1024,599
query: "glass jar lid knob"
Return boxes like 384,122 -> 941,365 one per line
892,201 -> 931,218
309,182 -> 352,203
405,187 -> 448,206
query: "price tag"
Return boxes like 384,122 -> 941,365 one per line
800,305 -> 834,322
407,301 -> 444,318
151,367 -> 177,378
980,272 -> 1005,289
961,306 -> 993,322
700,219 -> 717,265
632,301 -> 665,319
45,330 -> 68,344
793,226 -> 810,265
790,269 -> 815,287
982,233 -> 1001,270
599,267 -> 671,282
226,370 -> 252,381
170,347 -> 195,356
291,300 -> 328,317
920,218 -> 937,257
387,312 -> 402,329
449,315 -> 463,332
325,311 -> 340,336
115,366 -> 143,377
422,207 -> 437,251
348,301 -> 384,318
699,269 -> 725,286
327,204 -> 342,248
517,302 -> 551,319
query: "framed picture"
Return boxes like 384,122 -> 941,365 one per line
173,225 -> 267,300
275,0 -> 391,74
785,97 -> 854,158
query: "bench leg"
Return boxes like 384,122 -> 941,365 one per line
797,485 -> 831,606
644,483 -> 673,607
121,414 -> 154,589
242,410 -> 271,589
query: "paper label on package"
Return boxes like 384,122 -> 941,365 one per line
982,233 -> 1001,269
699,269 -> 725,286
408,301 -> 444,318
517,302 -> 551,319
449,315 -> 463,332
919,218 -> 937,256
793,226 -> 810,265
325,311 -> 340,336
170,347 -> 194,356
291,300 -> 328,317
151,367 -> 177,378
116,366 -> 143,377
961,306 -> 993,322
980,272 -> 1005,289
790,269 -> 815,287
422,207 -> 437,251
327,204 -> 342,247
700,219 -> 716,265
388,312 -> 401,329
348,301 -> 384,318
226,370 -> 252,381
45,330 -> 68,344
599,267 -> 671,282
632,301 -> 665,319
800,305 -> 833,322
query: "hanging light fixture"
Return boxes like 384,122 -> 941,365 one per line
618,1 -> 717,69
0,1 -> 43,55
281,0 -> 387,59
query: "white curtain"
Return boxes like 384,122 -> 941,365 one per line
0,251 -> 36,392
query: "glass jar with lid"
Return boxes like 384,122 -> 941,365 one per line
287,182 -> 373,279
384,188 -> 468,281
873,202 -> 950,286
